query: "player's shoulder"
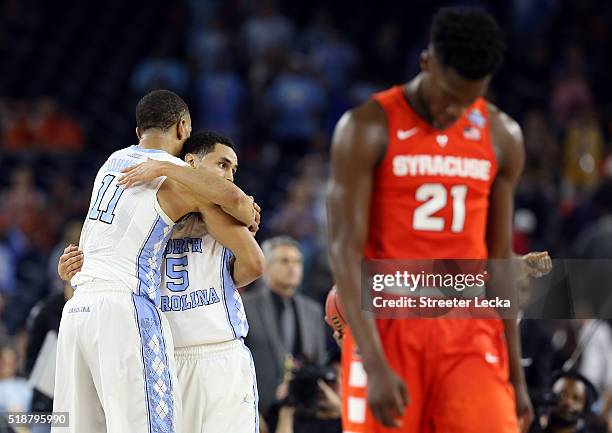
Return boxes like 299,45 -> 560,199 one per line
147,151 -> 189,166
487,102 -> 525,174
487,102 -> 523,147
332,98 -> 388,162
336,99 -> 387,137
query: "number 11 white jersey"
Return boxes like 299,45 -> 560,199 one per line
72,145 -> 188,305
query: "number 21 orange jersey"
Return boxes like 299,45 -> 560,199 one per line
365,86 -> 498,260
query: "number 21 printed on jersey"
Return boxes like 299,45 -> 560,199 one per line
413,183 -> 467,232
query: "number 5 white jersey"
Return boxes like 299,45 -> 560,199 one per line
72,145 -> 188,305
160,214 -> 249,347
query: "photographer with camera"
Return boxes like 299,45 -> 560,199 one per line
531,371 -> 607,433
268,355 -> 342,433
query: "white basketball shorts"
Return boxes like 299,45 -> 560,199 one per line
52,282 -> 182,433
175,339 -> 258,433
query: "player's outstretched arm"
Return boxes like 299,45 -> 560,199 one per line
201,204 -> 265,288
327,101 -> 408,428
119,160 -> 256,227
487,105 -> 534,433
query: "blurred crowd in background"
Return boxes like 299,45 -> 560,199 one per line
1,0 -> 612,431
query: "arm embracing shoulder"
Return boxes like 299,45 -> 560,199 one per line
202,204 -> 265,288
159,163 -> 255,226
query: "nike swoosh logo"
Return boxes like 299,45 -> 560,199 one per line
485,352 -> 499,364
396,127 -> 418,140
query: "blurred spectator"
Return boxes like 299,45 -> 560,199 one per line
531,370 -> 606,433
243,236 -> 327,418
523,109 -> 559,172
190,23 -> 230,72
269,360 -> 341,433
309,29 -> 357,92
131,50 -> 189,94
2,101 -> 33,150
0,232 -> 16,298
573,180 -> 612,258
1,166 -> 45,244
511,0 -> 558,39
194,58 -> 247,140
551,71 -> 593,128
2,99 -> 84,152
264,55 -> 326,156
521,317 -> 555,394
576,321 -> 612,420
0,294 -> 7,343
29,98 -> 84,152
241,0 -> 294,61
269,180 -> 318,245
0,343 -> 32,412
563,110 -> 604,192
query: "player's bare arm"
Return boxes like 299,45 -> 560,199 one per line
119,159 -> 256,226
57,189 -> 263,287
327,99 -> 408,428
200,203 -> 265,288
487,103 -> 534,432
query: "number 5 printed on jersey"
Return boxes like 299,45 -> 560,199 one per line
88,174 -> 125,224
166,255 -> 189,292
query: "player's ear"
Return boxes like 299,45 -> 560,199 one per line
177,116 -> 190,141
135,127 -> 142,140
176,119 -> 184,141
184,153 -> 196,168
420,49 -> 430,72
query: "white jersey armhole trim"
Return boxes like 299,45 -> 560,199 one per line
154,176 -> 175,225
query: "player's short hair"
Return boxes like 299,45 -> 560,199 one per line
135,90 -> 189,132
179,130 -> 235,160
261,236 -> 301,262
430,7 -> 506,80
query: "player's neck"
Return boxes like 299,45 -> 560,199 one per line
403,74 -> 435,126
137,134 -> 181,157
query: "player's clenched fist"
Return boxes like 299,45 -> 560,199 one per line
58,244 -> 84,281
522,251 -> 552,278
367,364 -> 409,428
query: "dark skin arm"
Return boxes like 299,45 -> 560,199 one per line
119,161 -> 256,227
487,104 -> 534,433
200,203 -> 265,287
327,100 -> 409,428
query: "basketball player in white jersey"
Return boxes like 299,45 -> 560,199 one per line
164,132 -> 264,433
53,91 -> 258,433
59,131 -> 265,433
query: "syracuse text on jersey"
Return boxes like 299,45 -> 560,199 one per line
392,154 -> 492,180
